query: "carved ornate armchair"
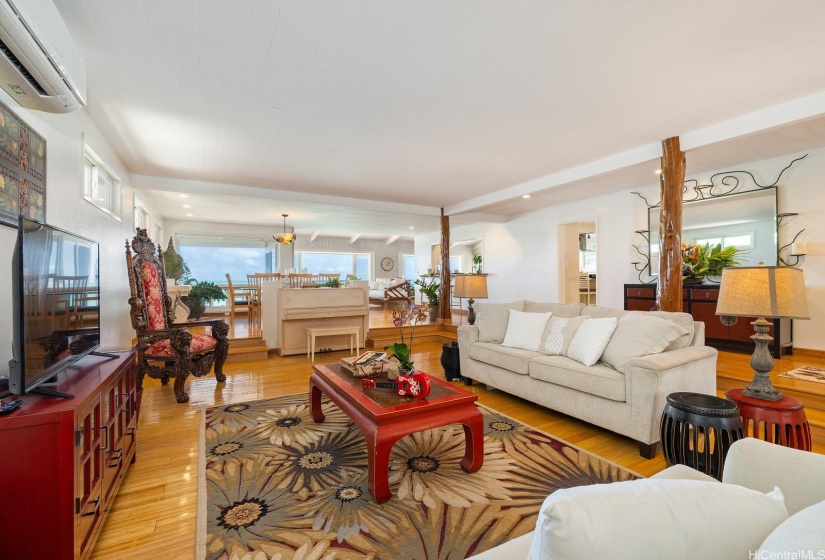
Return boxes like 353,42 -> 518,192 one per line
126,229 -> 230,403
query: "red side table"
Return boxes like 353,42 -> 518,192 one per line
725,389 -> 812,451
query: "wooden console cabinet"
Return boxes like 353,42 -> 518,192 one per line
624,283 -> 792,357
0,350 -> 138,560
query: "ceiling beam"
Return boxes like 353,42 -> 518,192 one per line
349,233 -> 361,243
309,231 -> 320,242
385,235 -> 399,245
132,174 -> 443,217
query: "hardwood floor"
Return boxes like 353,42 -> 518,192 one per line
91,313 -> 825,559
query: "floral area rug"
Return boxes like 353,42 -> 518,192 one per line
197,393 -> 638,560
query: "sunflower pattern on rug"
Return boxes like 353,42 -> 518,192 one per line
200,394 -> 637,560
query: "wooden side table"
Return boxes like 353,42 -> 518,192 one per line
725,389 -> 812,451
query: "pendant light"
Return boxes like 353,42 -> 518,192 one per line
273,214 -> 296,244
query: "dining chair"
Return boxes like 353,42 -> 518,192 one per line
226,273 -> 254,325
245,274 -> 265,325
579,273 -> 596,305
287,273 -> 314,288
316,273 -> 340,285
52,274 -> 89,329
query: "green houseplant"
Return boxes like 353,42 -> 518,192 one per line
473,253 -> 482,273
414,274 -> 440,322
184,281 -> 226,320
682,242 -> 744,282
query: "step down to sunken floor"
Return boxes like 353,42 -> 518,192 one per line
227,336 -> 269,363
366,323 -> 457,349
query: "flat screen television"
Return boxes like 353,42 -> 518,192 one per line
7,216 -> 101,398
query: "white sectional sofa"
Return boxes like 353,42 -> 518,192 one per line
457,301 -> 718,457
469,438 -> 825,559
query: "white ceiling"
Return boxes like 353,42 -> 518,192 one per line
54,0 -> 825,234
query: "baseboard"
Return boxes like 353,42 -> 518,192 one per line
789,347 -> 825,360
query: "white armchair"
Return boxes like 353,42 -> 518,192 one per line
470,438 -> 825,559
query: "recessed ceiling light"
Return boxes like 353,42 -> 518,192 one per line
522,194 -> 531,199
409,226 -> 414,230
178,194 -> 189,198
185,213 -> 193,217
654,169 -> 662,174
182,204 -> 191,208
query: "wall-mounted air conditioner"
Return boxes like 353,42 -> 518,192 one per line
0,0 -> 86,113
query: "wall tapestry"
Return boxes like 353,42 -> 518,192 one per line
0,98 -> 46,227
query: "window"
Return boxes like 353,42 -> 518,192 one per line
177,235 -> 267,284
401,254 -> 416,282
295,251 -> 371,280
134,199 -> 148,230
693,233 -> 754,250
449,256 -> 461,273
82,143 -> 122,220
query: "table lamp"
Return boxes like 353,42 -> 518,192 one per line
716,265 -> 809,401
453,275 -> 488,325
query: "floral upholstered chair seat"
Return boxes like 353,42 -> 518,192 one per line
146,334 -> 217,356
126,228 -> 230,403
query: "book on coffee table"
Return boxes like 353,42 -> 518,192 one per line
340,351 -> 395,377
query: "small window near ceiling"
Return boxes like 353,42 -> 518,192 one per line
694,237 -> 723,247
82,143 -> 122,221
134,199 -> 148,231
723,233 -> 754,249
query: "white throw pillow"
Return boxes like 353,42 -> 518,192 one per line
528,479 -> 788,560
565,317 -> 617,366
501,310 -> 552,352
758,499 -> 825,554
539,315 -> 589,356
601,312 -> 688,373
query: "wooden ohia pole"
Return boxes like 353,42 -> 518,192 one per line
657,136 -> 685,312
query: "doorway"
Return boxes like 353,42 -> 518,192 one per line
560,220 -> 597,305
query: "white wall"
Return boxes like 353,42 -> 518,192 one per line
418,147 -> 825,351
0,91 -> 144,375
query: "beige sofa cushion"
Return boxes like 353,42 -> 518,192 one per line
529,355 -> 626,402
601,313 -> 688,374
469,342 -> 539,375
475,300 -> 526,343
647,311 -> 695,349
525,301 -> 585,317
539,315 -> 588,356
582,306 -> 695,350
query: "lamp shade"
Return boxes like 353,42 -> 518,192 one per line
453,275 -> 488,299
716,266 -> 809,320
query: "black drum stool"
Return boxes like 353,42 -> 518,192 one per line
660,392 -> 744,480
440,342 -> 461,381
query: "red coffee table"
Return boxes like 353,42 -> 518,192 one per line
310,363 -> 484,503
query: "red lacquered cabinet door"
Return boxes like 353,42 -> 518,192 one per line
75,397 -> 104,559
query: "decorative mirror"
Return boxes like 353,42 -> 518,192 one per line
648,187 -> 778,276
